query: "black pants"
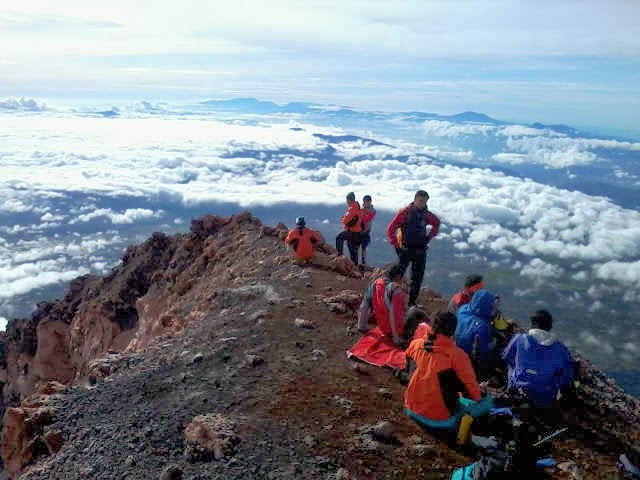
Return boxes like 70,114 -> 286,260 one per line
336,231 -> 361,265
397,247 -> 426,305
360,232 -> 371,264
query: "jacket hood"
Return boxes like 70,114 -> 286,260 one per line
528,328 -> 557,346
466,289 -> 496,318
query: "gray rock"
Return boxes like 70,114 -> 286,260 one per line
160,465 -> 183,480
371,421 -> 396,443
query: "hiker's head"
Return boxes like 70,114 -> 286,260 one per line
531,309 -> 553,331
430,310 -> 457,338
464,274 -> 483,290
403,307 -> 427,340
363,195 -> 372,207
346,191 -> 356,203
414,190 -> 429,209
295,216 -> 306,228
386,263 -> 405,283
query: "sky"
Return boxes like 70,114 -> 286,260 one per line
1,1 -> 639,136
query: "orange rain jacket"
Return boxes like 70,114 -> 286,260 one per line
342,201 -> 363,233
285,227 -> 321,260
404,334 -> 481,421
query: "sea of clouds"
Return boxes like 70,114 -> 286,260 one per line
0,98 -> 639,391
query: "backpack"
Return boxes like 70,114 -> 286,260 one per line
357,279 -> 401,331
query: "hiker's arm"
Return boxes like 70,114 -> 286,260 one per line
454,351 -> 482,401
427,211 -> 440,238
386,209 -> 406,246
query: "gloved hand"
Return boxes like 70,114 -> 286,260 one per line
393,335 -> 406,348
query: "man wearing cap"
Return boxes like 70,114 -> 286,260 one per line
387,190 -> 441,306
285,216 -> 322,262
336,192 -> 363,265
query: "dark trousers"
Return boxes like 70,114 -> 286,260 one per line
360,232 -> 371,264
397,247 -> 426,305
336,231 -> 361,265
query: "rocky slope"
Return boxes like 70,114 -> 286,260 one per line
0,212 -> 638,479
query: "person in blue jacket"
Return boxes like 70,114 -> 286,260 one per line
502,309 -> 574,408
455,289 -> 499,376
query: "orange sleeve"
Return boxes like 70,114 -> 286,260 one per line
310,230 -> 321,243
284,230 -> 295,244
405,338 -> 419,360
453,349 -> 482,401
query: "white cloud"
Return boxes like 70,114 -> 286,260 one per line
0,260 -> 89,299
519,258 -> 565,279
0,316 -> 6,331
0,97 -> 46,111
0,110 -> 639,291
422,120 -> 496,138
593,261 -> 640,287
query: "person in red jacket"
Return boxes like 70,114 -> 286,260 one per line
447,274 -> 484,314
370,264 -> 407,345
387,190 -> 441,306
285,217 -> 322,262
359,194 -> 377,265
336,192 -> 363,265
405,311 -> 493,431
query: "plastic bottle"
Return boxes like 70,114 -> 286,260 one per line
456,414 -> 473,445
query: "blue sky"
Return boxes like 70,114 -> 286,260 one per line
1,0 -> 639,136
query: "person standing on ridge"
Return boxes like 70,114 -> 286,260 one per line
285,216 -> 322,263
360,194 -> 377,265
387,190 -> 440,306
336,191 -> 363,265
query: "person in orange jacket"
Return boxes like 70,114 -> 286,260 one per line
387,190 -> 441,306
285,217 -> 322,262
404,311 -> 493,431
360,194 -> 377,265
336,192 -> 363,265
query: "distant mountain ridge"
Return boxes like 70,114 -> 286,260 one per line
197,97 -> 593,138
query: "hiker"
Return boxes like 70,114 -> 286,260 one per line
336,192 -> 363,265
405,311 -> 494,432
363,264 -> 407,345
454,289 -> 500,377
448,274 -> 484,314
360,194 -> 377,265
347,264 -> 414,369
348,306 -> 429,371
284,217 -> 322,262
387,190 -> 440,306
502,310 -> 574,408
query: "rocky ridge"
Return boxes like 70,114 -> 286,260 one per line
0,212 -> 637,479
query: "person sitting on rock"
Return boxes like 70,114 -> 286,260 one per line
448,274 -> 484,314
455,289 -> 501,377
347,264 -> 415,370
502,310 -> 574,408
336,192 -> 363,265
360,264 -> 407,345
285,217 -> 322,262
405,311 -> 494,432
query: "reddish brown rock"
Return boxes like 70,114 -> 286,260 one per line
32,320 -> 74,386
